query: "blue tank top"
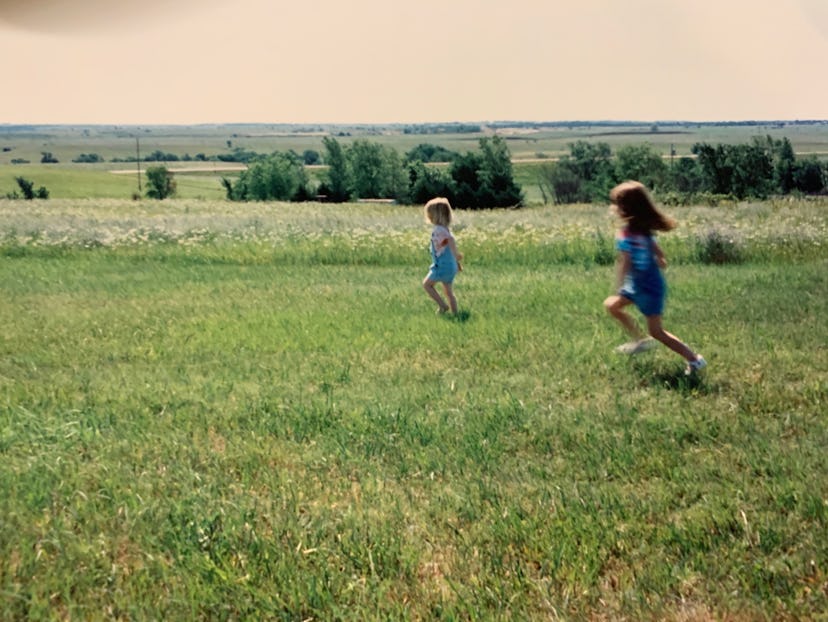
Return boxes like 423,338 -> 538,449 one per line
616,229 -> 664,294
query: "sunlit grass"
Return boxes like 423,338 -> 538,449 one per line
2,197 -> 826,265
0,198 -> 826,619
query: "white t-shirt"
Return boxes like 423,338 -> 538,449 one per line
431,225 -> 453,257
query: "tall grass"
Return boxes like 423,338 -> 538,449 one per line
0,198 -> 826,619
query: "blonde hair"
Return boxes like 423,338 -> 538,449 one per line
610,181 -> 676,233
424,197 -> 453,227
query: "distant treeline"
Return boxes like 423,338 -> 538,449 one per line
488,120 -> 828,130
539,136 -> 826,205
216,134 -> 826,206
220,136 -> 522,208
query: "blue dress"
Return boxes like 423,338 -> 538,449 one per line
616,229 -> 666,316
427,225 -> 458,284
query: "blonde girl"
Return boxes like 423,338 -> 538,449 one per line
422,197 -> 463,314
603,181 -> 706,374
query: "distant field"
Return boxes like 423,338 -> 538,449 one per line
2,121 -> 827,203
1,198 -> 826,619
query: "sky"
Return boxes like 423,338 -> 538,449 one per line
1,0 -> 826,125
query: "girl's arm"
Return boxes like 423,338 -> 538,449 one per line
652,240 -> 667,268
615,251 -> 631,290
447,237 -> 463,271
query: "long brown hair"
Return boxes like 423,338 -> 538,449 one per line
610,181 -> 675,233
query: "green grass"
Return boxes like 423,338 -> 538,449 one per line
1,165 -> 228,201
0,200 -> 826,619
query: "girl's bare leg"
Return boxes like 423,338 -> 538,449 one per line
603,295 -> 645,340
442,282 -> 458,314
423,278 -> 449,312
645,315 -> 697,361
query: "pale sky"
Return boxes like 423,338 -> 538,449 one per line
1,0 -> 826,125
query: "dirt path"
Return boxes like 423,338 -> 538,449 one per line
109,165 -> 247,174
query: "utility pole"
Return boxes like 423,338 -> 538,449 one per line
136,137 -> 142,195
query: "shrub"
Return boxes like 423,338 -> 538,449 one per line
13,176 -> 48,200
145,166 -> 176,200
695,229 -> 744,265
72,153 -> 103,163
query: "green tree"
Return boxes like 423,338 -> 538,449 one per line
346,140 -> 405,200
792,157 -> 826,193
382,148 -> 409,202
72,153 -> 103,163
771,136 -> 796,193
566,140 -> 615,201
614,144 -> 668,190
236,152 -> 309,201
13,176 -> 48,199
537,162 -> 583,204
476,136 -> 523,207
348,140 -> 386,199
302,149 -> 321,165
449,151 -> 483,208
145,166 -> 176,199
320,137 -> 351,202
692,143 -> 732,195
729,140 -> 773,199
404,143 -> 458,163
408,161 -> 456,205
670,157 -> 704,194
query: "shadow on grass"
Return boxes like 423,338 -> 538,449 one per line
629,358 -> 715,394
445,309 -> 472,323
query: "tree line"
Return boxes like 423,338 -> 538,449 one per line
540,136 -> 826,205
10,134 -> 824,205
221,136 -> 523,209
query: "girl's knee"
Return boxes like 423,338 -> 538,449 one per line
604,296 -> 622,314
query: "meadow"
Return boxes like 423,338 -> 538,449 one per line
1,197 -> 826,620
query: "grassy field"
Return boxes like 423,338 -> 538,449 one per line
3,122 -> 828,205
1,198 -> 826,619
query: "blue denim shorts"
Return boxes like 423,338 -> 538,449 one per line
620,284 -> 665,317
427,254 -> 458,284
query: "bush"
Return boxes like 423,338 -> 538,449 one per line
13,176 -> 48,200
145,166 -> 176,200
538,162 -> 583,204
695,229 -> 744,265
72,153 -> 103,163
405,143 -> 458,163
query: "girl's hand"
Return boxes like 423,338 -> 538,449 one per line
657,256 -> 667,269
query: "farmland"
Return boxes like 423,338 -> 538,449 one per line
1,191 -> 826,619
3,121 -> 828,204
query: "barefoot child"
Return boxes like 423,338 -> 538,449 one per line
603,181 -> 706,374
422,197 -> 463,314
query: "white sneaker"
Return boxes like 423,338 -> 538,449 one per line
615,338 -> 656,355
685,355 -> 707,375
